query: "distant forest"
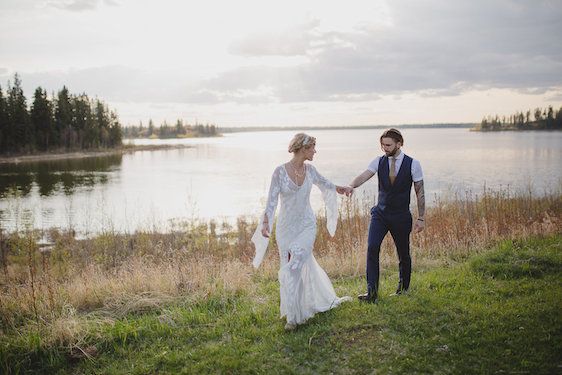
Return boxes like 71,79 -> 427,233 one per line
476,105 -> 562,131
123,120 -> 219,139
219,123 -> 474,133
0,74 -> 123,155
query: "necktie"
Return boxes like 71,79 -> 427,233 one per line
390,157 -> 396,184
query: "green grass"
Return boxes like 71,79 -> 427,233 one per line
2,235 -> 561,374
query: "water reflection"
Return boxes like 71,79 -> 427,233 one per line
0,154 -> 122,198
0,129 -> 561,235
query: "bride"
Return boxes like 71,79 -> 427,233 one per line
252,133 -> 352,331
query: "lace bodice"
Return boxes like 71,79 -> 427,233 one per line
252,163 -> 337,268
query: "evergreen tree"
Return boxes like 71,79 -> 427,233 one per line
95,100 -> 110,147
175,119 -> 184,135
85,97 -> 99,148
71,94 -> 96,148
546,106 -> 554,129
7,74 -> 32,152
55,86 -> 73,149
159,121 -> 168,138
1,75 -> 123,154
148,119 -> 154,136
480,117 -> 489,130
108,111 -> 122,147
0,86 -> 6,152
534,108 -> 543,123
30,87 -> 54,151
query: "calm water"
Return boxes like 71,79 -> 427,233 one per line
1,128 -> 561,235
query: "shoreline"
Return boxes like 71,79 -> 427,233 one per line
0,144 -> 193,164
221,123 -> 475,133
470,127 -> 562,132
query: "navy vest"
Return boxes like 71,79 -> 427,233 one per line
376,154 -> 413,214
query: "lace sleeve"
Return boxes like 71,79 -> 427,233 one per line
264,167 -> 281,224
309,165 -> 338,237
251,166 -> 281,268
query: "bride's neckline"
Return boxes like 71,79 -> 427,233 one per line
283,163 -> 307,187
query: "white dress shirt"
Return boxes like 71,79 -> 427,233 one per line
367,150 -> 423,182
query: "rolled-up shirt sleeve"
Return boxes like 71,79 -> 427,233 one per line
367,156 -> 380,174
411,159 -> 423,182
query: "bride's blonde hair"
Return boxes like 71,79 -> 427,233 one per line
288,133 -> 316,153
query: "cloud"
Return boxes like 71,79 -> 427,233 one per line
229,21 -> 359,58
46,0 -> 118,11
4,0 -> 562,108
229,21 -> 319,57
210,0 -> 562,103
546,91 -> 562,102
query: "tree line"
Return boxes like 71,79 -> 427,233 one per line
0,73 -> 123,155
477,105 -> 562,131
123,119 -> 219,139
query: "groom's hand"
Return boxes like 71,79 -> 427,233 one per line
345,186 -> 354,197
414,218 -> 425,233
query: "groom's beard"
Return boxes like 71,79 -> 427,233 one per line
386,147 -> 400,157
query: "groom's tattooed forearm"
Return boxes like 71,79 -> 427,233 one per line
414,180 -> 425,218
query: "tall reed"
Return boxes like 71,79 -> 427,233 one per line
0,187 -> 560,350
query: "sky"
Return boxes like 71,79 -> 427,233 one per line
1,0 -> 561,127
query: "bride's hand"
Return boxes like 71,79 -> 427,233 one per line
336,185 -> 353,196
336,186 -> 348,195
261,223 -> 270,238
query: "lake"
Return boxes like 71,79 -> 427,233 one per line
1,128 -> 561,236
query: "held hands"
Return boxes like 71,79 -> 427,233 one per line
336,185 -> 354,197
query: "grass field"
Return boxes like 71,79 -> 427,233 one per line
1,190 -> 561,374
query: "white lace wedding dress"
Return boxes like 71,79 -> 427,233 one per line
252,163 -> 351,326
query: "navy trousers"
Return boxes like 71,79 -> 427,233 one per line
366,207 -> 413,291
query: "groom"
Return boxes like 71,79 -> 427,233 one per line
348,128 -> 425,303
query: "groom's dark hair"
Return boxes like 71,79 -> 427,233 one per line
380,128 -> 404,145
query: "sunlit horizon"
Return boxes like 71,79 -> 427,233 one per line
1,0 -> 561,127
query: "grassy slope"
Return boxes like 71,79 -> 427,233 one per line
4,235 -> 561,374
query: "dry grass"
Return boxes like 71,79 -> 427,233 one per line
1,187 -> 560,348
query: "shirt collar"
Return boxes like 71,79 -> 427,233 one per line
390,150 -> 404,160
